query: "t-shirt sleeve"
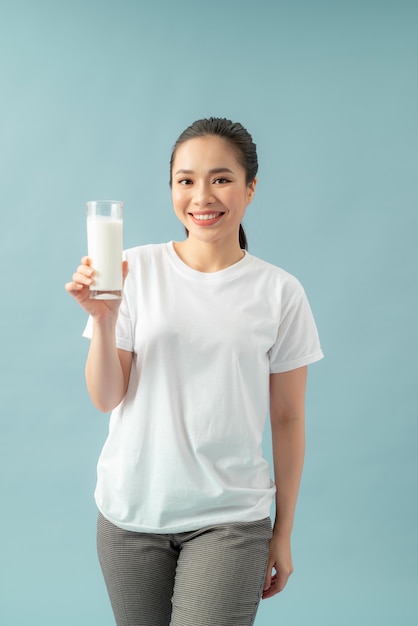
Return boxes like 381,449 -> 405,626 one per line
82,294 -> 134,352
269,280 -> 323,373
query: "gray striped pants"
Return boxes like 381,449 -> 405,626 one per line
97,511 -> 272,626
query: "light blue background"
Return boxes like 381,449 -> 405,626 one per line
1,1 -> 417,624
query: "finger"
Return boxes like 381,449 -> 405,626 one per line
76,263 -> 95,277
263,570 -> 272,593
64,266 -> 94,297
72,271 -> 93,286
65,281 -> 87,296
262,570 -> 292,599
65,281 -> 82,293
262,576 -> 279,600
263,557 -> 275,594
262,570 -> 280,598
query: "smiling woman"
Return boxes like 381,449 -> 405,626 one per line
65,116 -> 324,626
170,133 -> 256,270
169,117 -> 259,253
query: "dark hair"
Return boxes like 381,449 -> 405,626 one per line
169,117 -> 258,251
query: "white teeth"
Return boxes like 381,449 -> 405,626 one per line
193,213 -> 221,221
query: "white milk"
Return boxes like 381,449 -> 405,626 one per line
87,215 -> 123,298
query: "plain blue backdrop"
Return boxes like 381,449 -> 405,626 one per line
1,1 -> 417,624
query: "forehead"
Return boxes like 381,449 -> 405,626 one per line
173,135 -> 243,171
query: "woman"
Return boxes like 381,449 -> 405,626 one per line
65,117 -> 323,626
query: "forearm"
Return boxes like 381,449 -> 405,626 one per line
271,416 -> 305,537
85,317 -> 127,412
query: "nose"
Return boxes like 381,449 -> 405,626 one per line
193,181 -> 214,206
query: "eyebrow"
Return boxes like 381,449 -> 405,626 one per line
174,167 -> 235,176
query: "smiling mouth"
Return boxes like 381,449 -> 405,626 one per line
190,212 -> 224,221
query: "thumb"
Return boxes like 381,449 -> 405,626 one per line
263,560 -> 273,591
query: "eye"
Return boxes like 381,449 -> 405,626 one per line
213,177 -> 231,184
177,178 -> 193,185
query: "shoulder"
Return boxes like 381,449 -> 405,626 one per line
123,242 -> 172,274
122,243 -> 170,296
246,253 -> 305,297
124,242 -> 168,263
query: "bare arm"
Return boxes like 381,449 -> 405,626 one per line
85,322 -> 133,412
65,257 -> 132,412
263,366 -> 307,599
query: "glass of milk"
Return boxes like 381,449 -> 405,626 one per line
86,200 -> 123,299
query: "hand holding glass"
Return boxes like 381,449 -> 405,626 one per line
87,201 -> 123,299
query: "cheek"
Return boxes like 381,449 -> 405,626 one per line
226,190 -> 248,209
171,190 -> 182,207
172,191 -> 188,217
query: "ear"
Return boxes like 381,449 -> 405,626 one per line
246,178 -> 257,204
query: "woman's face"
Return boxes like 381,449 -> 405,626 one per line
171,135 -> 256,247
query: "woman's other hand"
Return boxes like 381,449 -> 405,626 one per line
262,532 -> 294,599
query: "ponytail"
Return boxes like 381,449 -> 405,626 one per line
239,224 -> 248,251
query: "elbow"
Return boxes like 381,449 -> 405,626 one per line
270,409 -> 305,427
88,388 -> 125,413
93,400 -> 115,413
85,373 -> 127,413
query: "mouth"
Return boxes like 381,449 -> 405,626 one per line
189,212 -> 225,226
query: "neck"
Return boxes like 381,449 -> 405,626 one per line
173,237 -> 245,273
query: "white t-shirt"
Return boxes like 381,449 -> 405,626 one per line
83,242 -> 323,533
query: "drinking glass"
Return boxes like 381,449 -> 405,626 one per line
86,200 -> 123,299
